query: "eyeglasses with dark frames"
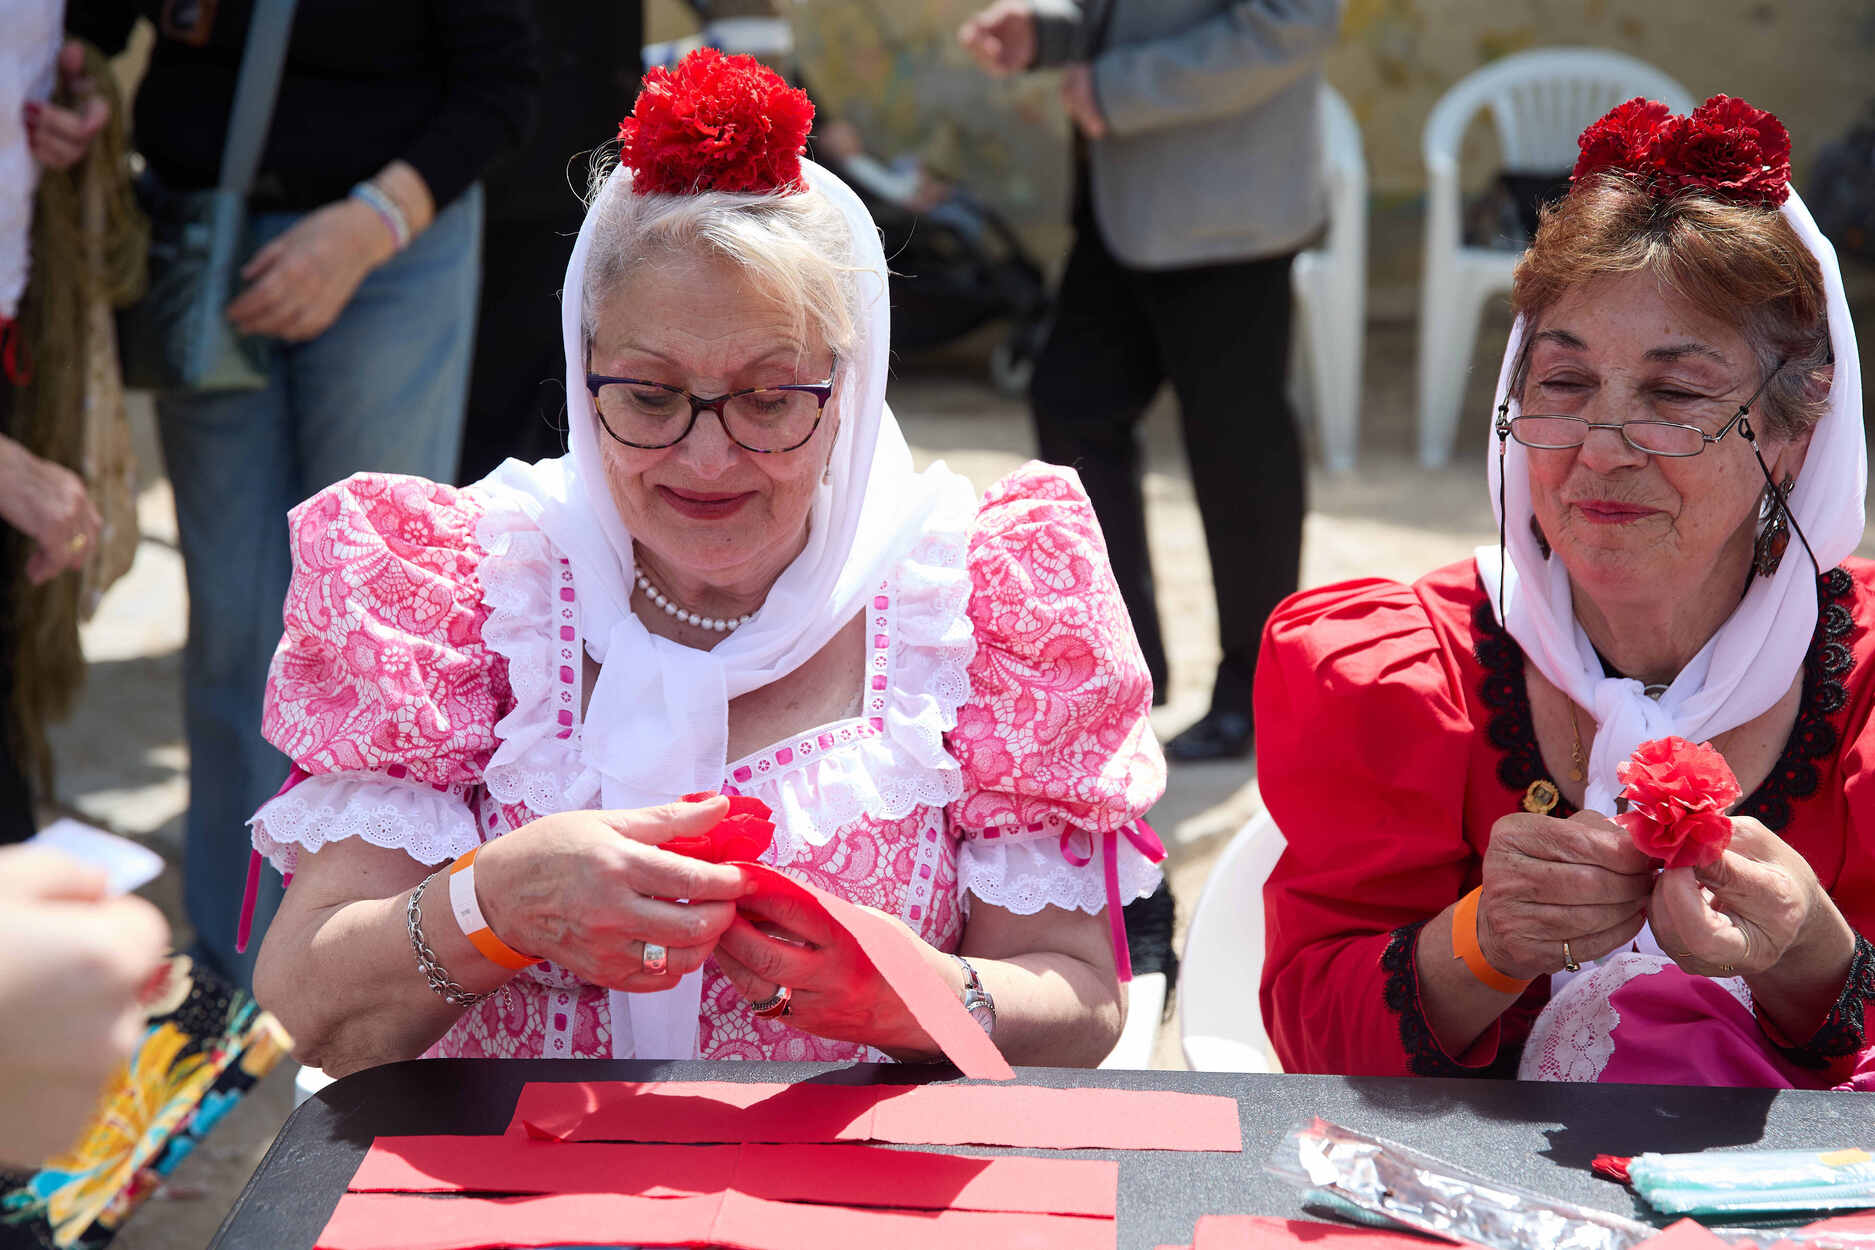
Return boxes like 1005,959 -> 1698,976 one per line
585,356 -> 838,454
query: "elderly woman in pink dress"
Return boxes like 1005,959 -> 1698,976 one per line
244,52 -> 1164,1075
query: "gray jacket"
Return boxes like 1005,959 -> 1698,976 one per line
1032,0 -> 1342,269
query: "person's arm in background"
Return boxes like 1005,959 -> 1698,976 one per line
0,435 -> 101,585
225,0 -> 540,342
0,848 -> 169,1167
1087,0 -> 1342,137
959,0 -> 1084,75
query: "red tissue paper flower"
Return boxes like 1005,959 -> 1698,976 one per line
664,794 -> 776,863
617,48 -> 815,197
1614,736 -> 1744,870
1570,93 -> 1791,209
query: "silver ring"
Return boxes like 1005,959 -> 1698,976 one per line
641,942 -> 668,975
1561,940 -> 1580,973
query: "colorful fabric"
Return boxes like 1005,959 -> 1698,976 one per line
0,955 -> 292,1249
251,460 -> 1164,1063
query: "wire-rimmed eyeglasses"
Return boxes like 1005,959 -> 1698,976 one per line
586,356 -> 838,454
1499,360 -> 1784,457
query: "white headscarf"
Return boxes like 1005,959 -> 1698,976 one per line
483,158 -> 976,1058
1477,189 -> 1866,819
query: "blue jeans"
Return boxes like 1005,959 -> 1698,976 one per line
158,185 -> 483,987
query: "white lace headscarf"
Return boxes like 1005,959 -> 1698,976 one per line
1477,189 -> 1865,819
483,158 -> 975,1058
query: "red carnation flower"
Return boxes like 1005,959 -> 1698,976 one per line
1571,96 -> 1674,184
1569,93 -> 1790,209
1656,94 -> 1791,207
618,49 -> 815,197
1614,736 -> 1743,870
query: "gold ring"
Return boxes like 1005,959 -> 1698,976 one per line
1561,940 -> 1580,973
67,533 -> 87,554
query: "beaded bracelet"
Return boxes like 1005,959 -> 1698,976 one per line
350,180 -> 411,252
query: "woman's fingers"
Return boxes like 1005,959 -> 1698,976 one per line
603,797 -> 730,845
1652,866 -> 1758,973
1567,905 -> 1651,966
732,887 -> 833,947
0,847 -> 110,902
715,914 -> 821,988
622,895 -> 737,950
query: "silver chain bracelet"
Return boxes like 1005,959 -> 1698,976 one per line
407,871 -> 496,1008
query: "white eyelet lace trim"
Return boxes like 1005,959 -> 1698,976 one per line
248,772 -> 479,875
1517,951 -> 1754,1082
472,490 -> 603,818
957,832 -> 1162,916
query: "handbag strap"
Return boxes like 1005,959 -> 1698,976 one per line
219,0 -> 300,195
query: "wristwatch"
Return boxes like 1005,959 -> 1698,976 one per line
952,954 -> 996,1035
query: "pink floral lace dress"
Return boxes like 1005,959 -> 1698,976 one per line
249,462 -> 1166,1061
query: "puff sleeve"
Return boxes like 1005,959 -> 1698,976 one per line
1256,578 -> 1521,1077
249,474 -> 510,874
947,463 -> 1166,917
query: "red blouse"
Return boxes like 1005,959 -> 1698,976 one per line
1256,558 -> 1875,1081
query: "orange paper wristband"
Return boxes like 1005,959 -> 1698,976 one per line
1451,886 -> 1531,995
448,848 -> 540,971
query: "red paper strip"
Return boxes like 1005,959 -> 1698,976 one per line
737,863 -> 1015,1081
1191,1215 -> 1486,1247
316,1190 -> 1114,1250
1632,1220 -> 1739,1249
512,1080 -> 1243,1152
348,1136 -> 1117,1217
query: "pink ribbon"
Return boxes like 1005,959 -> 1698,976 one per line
237,770 -> 306,954
1056,819 -> 1165,983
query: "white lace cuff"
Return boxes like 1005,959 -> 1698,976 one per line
956,831 -> 1161,916
249,771 -> 480,875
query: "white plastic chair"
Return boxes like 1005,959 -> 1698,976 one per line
1416,49 -> 1695,467
293,1063 -> 335,1108
1177,809 -> 1287,1072
1098,971 -> 1167,1069
1290,83 -> 1368,474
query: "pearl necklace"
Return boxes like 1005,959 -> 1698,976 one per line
633,569 -> 755,633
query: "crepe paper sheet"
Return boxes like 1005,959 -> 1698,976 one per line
512,1080 -> 1244,1152
735,862 -> 1015,1081
348,1136 -> 1118,1216
1191,1216 -> 1484,1248
314,1190 -> 1114,1250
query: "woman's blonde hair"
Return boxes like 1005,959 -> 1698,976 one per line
579,154 -> 861,363
1511,173 -> 1831,441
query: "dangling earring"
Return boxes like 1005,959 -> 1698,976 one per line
1753,475 -> 1794,578
1528,516 -> 1551,559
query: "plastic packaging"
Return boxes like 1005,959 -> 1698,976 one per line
1628,1147 -> 1875,1216
1266,1117 -> 1658,1250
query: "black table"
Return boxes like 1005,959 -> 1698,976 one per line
210,1061 -> 1872,1249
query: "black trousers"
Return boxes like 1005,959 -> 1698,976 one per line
0,381 -> 36,842
1029,196 -> 1304,719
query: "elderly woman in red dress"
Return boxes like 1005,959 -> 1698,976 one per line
1259,96 -> 1875,1087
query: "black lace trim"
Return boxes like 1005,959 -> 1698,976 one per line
1469,566 -> 1858,833
1381,921 -> 1523,1078
1772,932 -> 1875,1071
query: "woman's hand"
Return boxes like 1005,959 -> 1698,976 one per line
1650,816 -> 1843,978
227,199 -> 397,342
958,1 -> 1038,75
0,848 -> 170,1167
0,435 -> 101,584
711,889 -> 955,1058
24,42 -> 108,172
1477,810 -> 1655,979
475,797 -> 753,993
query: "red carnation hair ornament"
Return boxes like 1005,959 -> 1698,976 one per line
1571,93 -> 1791,208
617,48 -> 816,197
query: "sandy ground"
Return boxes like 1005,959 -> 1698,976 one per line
48,301 -> 1871,1247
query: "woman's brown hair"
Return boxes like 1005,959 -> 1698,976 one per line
1510,172 -> 1831,441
